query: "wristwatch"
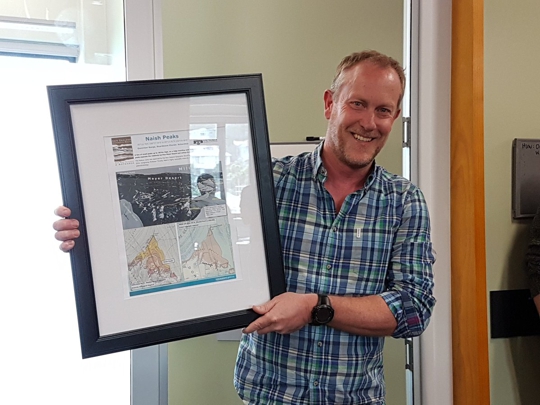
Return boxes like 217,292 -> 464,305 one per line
310,294 -> 334,326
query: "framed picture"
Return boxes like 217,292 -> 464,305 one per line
48,74 -> 286,358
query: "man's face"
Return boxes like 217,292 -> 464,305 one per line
323,62 -> 402,171
197,178 -> 215,194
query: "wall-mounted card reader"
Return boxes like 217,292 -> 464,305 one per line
512,138 -> 540,219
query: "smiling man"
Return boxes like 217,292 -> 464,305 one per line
234,51 -> 435,404
53,50 -> 435,405
321,53 -> 404,212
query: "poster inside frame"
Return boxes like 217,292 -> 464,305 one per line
48,75 -> 285,358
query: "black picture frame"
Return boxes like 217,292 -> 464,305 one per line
48,74 -> 285,358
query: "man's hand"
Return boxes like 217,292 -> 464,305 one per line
53,206 -> 80,252
243,292 -> 318,335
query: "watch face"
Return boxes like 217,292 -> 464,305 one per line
315,306 -> 334,323
311,295 -> 334,326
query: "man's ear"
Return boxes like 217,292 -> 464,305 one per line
323,90 -> 334,120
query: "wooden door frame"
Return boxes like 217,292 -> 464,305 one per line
451,0 -> 490,404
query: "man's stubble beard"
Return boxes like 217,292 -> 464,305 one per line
328,127 -> 381,171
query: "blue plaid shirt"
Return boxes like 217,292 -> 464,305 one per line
234,144 -> 435,404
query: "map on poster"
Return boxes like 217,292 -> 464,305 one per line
124,218 -> 236,296
104,130 -> 237,297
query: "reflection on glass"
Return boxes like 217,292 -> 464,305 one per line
187,97 -> 253,219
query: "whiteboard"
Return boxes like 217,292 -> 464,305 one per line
270,142 -> 318,158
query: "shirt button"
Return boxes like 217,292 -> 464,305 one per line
326,264 -> 332,270
317,341 -> 323,347
332,226 -> 337,232
313,381 -> 319,387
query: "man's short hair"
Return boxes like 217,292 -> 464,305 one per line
197,173 -> 215,183
330,50 -> 406,107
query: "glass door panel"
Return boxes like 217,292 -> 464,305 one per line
0,1 -> 129,404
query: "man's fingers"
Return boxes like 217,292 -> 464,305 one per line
53,218 -> 79,232
243,310 -> 283,334
54,206 -> 71,218
252,304 -> 267,315
243,316 -> 273,334
54,229 -> 80,242
243,320 -> 263,334
53,206 -> 78,252
59,240 -> 76,253
252,326 -> 272,335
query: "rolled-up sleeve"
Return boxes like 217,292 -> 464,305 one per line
380,188 -> 436,338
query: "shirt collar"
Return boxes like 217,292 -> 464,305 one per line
312,141 -> 325,178
312,140 -> 380,191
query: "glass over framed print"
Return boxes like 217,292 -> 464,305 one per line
48,75 -> 285,358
